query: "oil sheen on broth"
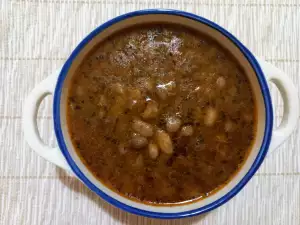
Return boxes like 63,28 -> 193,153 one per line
67,24 -> 256,204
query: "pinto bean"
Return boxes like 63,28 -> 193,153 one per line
128,88 -> 142,100
166,116 -> 181,133
142,101 -> 159,119
204,107 -> 218,127
111,82 -> 125,95
98,95 -> 107,107
144,79 -> 154,91
110,96 -> 126,116
224,120 -> 234,132
98,108 -> 106,119
156,130 -> 173,154
127,88 -> 143,109
216,76 -> 226,88
132,119 -> 154,137
131,135 -> 148,149
148,142 -> 159,159
136,77 -> 154,91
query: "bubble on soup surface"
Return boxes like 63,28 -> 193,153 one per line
127,88 -> 143,109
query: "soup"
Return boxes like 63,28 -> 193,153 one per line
67,24 -> 256,204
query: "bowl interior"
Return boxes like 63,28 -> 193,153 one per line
57,13 -> 266,213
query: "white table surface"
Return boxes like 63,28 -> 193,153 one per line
1,0 -> 300,224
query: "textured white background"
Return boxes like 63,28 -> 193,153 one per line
1,0 -> 300,224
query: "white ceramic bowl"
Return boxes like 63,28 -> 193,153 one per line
23,10 -> 299,219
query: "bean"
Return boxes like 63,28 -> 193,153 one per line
76,86 -> 84,96
225,120 -> 234,132
131,135 -> 148,149
136,77 -> 154,91
156,130 -> 173,154
132,119 -> 154,137
134,154 -> 144,168
128,88 -> 142,100
216,134 -> 227,143
111,83 -> 125,95
204,87 -> 215,98
204,107 -> 218,127
180,125 -> 194,136
142,101 -> 159,119
228,86 -> 237,96
148,142 -> 159,159
144,79 -> 154,91
156,88 -> 168,100
98,109 -> 106,119
127,88 -> 143,109
118,143 -> 127,154
216,76 -> 226,88
166,116 -> 181,133
110,96 -> 126,116
98,95 -> 107,107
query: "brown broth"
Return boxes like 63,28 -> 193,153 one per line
67,24 -> 256,205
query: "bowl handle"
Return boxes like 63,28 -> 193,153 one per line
257,58 -> 299,153
22,71 -> 72,171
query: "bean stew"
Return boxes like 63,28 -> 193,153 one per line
67,24 -> 256,204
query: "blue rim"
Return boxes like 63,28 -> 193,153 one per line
53,9 -> 273,219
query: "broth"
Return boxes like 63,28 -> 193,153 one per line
67,24 -> 256,204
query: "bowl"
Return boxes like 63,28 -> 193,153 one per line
23,9 -> 299,219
